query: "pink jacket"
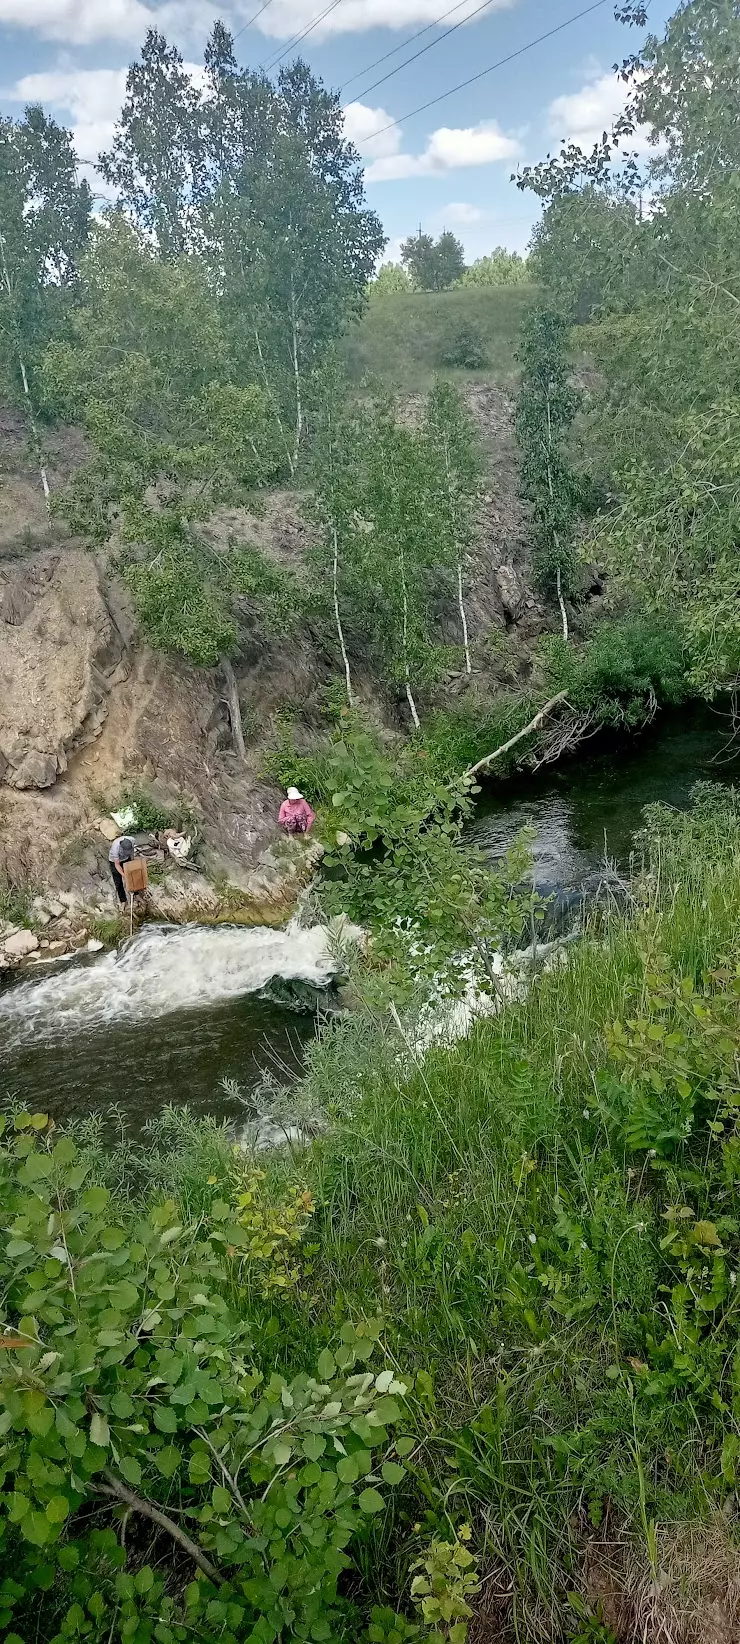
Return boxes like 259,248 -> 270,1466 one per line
278,797 -> 315,834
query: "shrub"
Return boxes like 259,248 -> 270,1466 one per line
438,325 -> 489,370
0,1114 -> 415,1643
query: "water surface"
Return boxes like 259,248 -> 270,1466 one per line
2,705 -> 737,1129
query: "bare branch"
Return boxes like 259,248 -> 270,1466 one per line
465,693 -> 569,780
97,1470 -> 224,1586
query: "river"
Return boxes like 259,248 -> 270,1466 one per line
1,705 -> 737,1130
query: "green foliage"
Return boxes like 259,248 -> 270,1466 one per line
401,232 -> 465,292
540,616 -> 688,723
373,263 -> 413,296
516,0 -> 740,695
0,1116 -> 414,1643
437,325 -> 488,371
410,1529 -> 480,1642
515,309 -> 585,606
99,26 -> 385,462
459,249 -> 529,288
123,539 -> 237,667
303,785 -> 740,1634
269,710 -> 533,983
0,107 -> 91,404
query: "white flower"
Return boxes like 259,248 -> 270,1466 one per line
528,1232 -> 537,1245
731,1272 -> 737,1287
583,1109 -> 590,1120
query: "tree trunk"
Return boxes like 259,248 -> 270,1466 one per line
0,223 -> 50,511
545,393 -> 569,644
457,560 -> 472,675
220,657 -> 246,761
332,526 -> 354,707
399,543 -> 421,731
254,326 -> 294,477
556,564 -> 569,642
465,692 -> 569,779
443,438 -> 471,674
289,277 -> 303,475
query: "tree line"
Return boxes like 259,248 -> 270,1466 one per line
374,234 -> 529,293
517,0 -> 740,699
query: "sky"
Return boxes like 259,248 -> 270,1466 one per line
0,0 -> 676,263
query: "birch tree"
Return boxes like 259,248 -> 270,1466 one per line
0,108 -> 91,502
423,381 -> 480,674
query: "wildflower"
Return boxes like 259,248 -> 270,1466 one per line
583,1108 -> 590,1120
528,1232 -> 537,1245
373,1237 -> 387,1249
731,1272 -> 737,1287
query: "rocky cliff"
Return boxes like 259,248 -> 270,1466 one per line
0,384 -> 549,926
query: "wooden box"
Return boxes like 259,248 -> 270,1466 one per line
122,857 -> 149,895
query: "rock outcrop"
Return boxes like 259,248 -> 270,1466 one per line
0,548 -> 129,789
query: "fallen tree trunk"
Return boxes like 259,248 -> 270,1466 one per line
465,692 -> 569,781
220,657 -> 247,761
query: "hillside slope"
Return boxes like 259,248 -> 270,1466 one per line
0,289 -> 553,915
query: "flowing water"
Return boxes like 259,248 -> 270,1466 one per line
0,923 -> 337,1130
1,705 -> 738,1130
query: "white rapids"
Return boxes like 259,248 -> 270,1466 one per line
0,921 -> 348,1053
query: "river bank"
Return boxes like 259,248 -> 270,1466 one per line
3,781 -> 740,1644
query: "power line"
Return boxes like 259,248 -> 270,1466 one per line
340,0 -> 474,93
233,0 -> 276,44
352,0 -> 500,104
261,0 -> 347,71
362,0 -> 609,145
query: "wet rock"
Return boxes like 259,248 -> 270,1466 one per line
4,928 -> 39,958
86,938 -> 104,953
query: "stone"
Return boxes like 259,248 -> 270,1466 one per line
47,940 -> 69,956
97,817 -> 120,841
495,564 -> 527,623
86,938 -> 104,953
7,750 -> 58,789
33,908 -> 51,927
4,929 -> 39,958
46,900 -> 64,919
40,939 -> 49,949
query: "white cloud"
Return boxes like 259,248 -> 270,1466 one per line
254,0 -> 516,40
439,201 -> 486,226
362,118 -> 521,183
0,0 -> 516,45
548,69 -> 655,157
343,100 -> 401,163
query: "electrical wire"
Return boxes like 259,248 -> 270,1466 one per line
340,0 -> 474,93
233,0 -> 276,43
261,0 -> 347,71
352,0 -> 504,103
360,0 -> 609,145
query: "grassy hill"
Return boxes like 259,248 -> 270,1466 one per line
341,282 -> 538,395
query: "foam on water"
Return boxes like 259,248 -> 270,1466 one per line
0,921 -> 340,1052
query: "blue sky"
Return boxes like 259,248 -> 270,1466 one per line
0,0 -> 675,261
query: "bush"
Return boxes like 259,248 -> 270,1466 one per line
437,325 -> 489,370
0,1114 -> 418,1644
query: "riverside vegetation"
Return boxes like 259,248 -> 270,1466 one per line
4,0 -> 740,1638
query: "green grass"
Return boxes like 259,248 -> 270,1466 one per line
285,785 -> 740,1636
341,284 -> 539,395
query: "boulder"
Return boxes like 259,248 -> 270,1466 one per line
97,818 -> 120,842
4,928 -> 39,958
